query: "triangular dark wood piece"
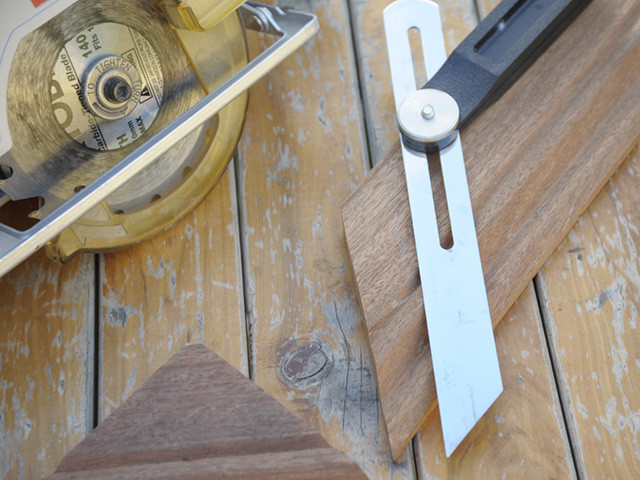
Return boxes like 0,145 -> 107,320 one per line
48,344 -> 367,479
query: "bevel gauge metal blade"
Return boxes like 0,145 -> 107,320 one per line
384,0 -> 502,456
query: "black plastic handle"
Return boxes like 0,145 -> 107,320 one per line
425,0 -> 591,132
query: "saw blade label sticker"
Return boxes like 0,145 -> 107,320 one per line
50,22 -> 163,151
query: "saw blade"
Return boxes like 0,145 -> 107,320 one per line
3,0 -> 208,217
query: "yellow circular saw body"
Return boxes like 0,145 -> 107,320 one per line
4,0 -> 248,262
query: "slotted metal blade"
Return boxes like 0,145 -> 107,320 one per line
384,0 -> 502,456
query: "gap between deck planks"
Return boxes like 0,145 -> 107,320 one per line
0,252 -> 95,479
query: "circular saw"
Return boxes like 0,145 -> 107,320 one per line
0,0 -> 318,273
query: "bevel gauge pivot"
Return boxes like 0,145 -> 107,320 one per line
0,0 -> 318,277
383,0 -> 590,456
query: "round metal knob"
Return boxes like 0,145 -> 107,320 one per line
83,55 -> 143,121
397,88 -> 459,148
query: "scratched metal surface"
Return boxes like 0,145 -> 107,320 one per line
1,1 -> 639,479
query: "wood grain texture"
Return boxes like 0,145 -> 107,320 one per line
0,251 -> 94,479
342,0 -> 640,459
537,144 -> 640,478
49,344 -> 368,479
236,0 -> 414,477
415,284 -> 575,478
99,165 -> 247,420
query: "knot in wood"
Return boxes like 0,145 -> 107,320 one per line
278,341 -> 330,388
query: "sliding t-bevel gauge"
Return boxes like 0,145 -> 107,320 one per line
383,0 -> 589,456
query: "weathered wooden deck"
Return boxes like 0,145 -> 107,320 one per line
1,0 -> 639,478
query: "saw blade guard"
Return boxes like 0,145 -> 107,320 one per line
0,0 -> 317,265
0,0 -> 318,276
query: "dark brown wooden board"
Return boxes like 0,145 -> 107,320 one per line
342,0 -> 640,460
48,344 -> 367,479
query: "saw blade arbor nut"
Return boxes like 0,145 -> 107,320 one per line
397,88 -> 459,153
83,55 -> 143,121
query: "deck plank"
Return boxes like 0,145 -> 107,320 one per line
0,252 -> 94,478
415,285 -> 575,478
99,165 -> 247,420
236,0 -> 414,477
537,144 -> 640,478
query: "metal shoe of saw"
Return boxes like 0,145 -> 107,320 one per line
383,0 -> 590,456
0,0 -> 318,276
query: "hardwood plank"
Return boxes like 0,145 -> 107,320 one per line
349,0 -> 477,165
537,144 -> 640,478
49,344 -> 368,479
0,251 -> 94,478
236,0 -> 414,477
99,164 -> 246,420
342,0 -> 640,459
415,284 -> 575,478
